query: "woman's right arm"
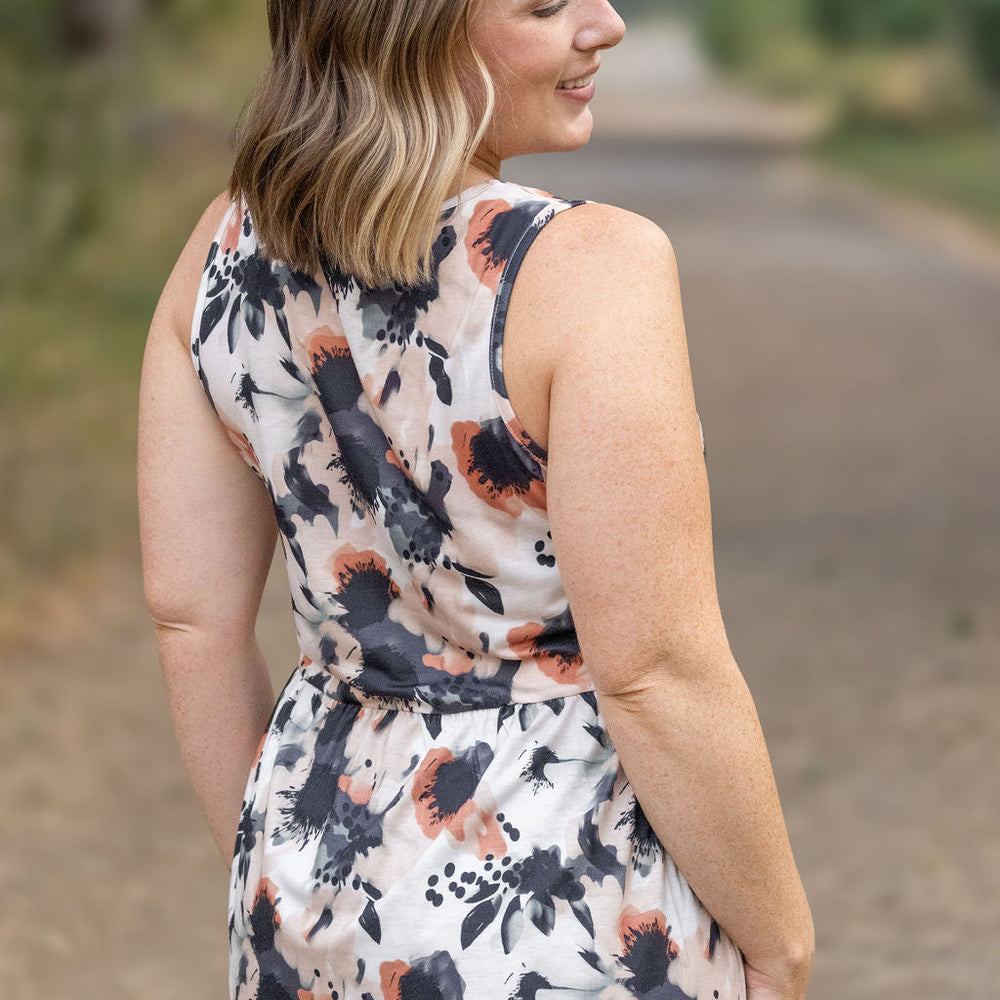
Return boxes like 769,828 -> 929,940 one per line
516,204 -> 814,997
137,193 -> 278,863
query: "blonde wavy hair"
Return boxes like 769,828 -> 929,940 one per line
228,0 -> 496,288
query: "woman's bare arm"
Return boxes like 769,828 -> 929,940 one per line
137,193 -> 277,864
509,204 -> 814,997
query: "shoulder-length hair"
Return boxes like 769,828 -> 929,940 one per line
228,0 -> 495,288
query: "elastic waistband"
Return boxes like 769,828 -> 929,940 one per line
291,662 -> 598,717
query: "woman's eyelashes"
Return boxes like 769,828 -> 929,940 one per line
534,0 -> 570,18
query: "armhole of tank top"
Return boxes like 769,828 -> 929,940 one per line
488,198 -> 591,470
189,196 -> 243,386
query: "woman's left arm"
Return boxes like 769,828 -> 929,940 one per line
137,193 -> 277,864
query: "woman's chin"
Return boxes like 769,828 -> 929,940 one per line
549,112 -> 596,153
560,123 -> 595,153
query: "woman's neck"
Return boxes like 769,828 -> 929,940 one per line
446,148 -> 503,199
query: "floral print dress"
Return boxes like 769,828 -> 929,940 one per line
192,177 -> 746,1000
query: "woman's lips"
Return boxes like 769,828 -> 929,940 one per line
556,79 -> 596,103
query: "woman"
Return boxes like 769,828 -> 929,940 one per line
138,1 -> 814,998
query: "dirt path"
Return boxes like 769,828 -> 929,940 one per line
2,22 -> 998,1000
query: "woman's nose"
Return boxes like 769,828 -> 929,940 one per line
576,0 -> 627,51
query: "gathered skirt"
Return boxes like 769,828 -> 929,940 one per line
228,665 -> 747,1000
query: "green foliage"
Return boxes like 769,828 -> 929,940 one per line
817,125 -> 1000,229
696,0 -> 1000,96
698,0 -> 807,68
699,0 -> 753,67
0,0 -> 267,595
829,42 -> 989,133
806,0 -> 954,47
0,0 -> 245,300
0,0 -> 60,55
963,0 -> 1000,87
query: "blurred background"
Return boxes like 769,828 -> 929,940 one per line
1,1 -> 998,997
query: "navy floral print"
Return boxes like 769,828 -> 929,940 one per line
192,178 -> 746,999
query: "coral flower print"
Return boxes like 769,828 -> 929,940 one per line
616,906 -> 690,999
465,198 -> 514,292
380,953 -> 465,1000
507,610 -> 584,686
192,181 -> 746,1000
451,418 -> 546,516
412,744 -> 493,841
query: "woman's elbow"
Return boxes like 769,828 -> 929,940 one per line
142,574 -> 255,645
583,621 -> 740,704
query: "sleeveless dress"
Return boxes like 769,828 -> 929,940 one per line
191,177 -> 747,1000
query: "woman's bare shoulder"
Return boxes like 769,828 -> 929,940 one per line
540,200 -> 674,264
502,199 -> 683,451
509,200 -> 679,365
518,200 -> 677,317
152,190 -> 237,349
